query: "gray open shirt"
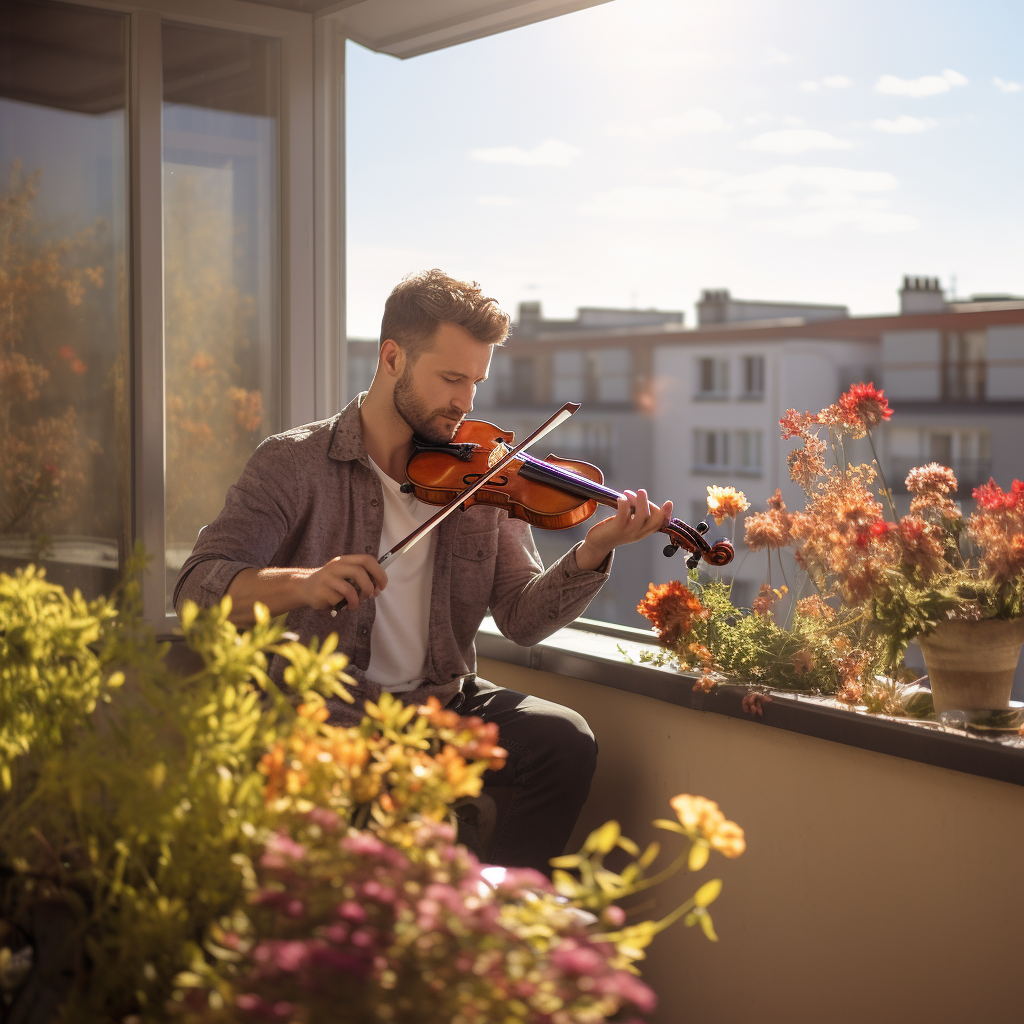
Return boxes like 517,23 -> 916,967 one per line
174,395 -> 612,723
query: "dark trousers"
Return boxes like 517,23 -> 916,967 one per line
447,676 -> 598,875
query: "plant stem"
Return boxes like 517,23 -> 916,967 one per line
867,431 -> 898,521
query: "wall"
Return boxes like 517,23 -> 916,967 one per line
882,329 -> 941,399
479,657 -> 1024,1024
988,325 -> 1024,400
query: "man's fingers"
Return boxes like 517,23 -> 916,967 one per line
356,554 -> 389,592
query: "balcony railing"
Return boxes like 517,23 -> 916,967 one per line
886,457 -> 993,493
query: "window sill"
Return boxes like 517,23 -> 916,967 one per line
692,393 -> 730,401
476,617 -> 1024,789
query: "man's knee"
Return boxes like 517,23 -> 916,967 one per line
526,703 -> 598,778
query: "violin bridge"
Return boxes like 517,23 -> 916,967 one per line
488,441 -> 514,468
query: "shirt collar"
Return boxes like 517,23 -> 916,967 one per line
328,392 -> 369,463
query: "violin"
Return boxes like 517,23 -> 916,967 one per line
404,418 -> 734,570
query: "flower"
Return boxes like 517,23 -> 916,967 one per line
787,435 -> 827,490
669,794 -> 746,858
637,581 -> 708,645
744,510 -> 790,551
973,478 -> 1022,512
838,381 -> 892,431
905,462 -> 957,496
779,408 -> 818,440
895,515 -> 948,579
796,595 -> 835,621
791,648 -> 816,675
706,485 -> 750,524
752,583 -> 786,618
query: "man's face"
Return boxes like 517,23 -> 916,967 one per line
392,321 -> 493,443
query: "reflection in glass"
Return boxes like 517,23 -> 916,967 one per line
162,23 -> 281,609
0,1 -> 129,598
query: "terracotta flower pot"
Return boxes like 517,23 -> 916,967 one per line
917,617 -> 1024,712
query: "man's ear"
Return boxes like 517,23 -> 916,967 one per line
379,339 -> 405,378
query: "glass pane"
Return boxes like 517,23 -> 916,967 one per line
0,1 -> 129,599
162,22 -> 281,610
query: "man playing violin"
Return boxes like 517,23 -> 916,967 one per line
174,269 -> 672,873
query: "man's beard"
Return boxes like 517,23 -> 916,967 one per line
393,367 -> 465,444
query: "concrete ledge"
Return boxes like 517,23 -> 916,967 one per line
476,617 -> 1024,788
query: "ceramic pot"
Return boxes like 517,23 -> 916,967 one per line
917,617 -> 1024,712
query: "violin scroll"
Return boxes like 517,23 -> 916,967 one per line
662,517 -> 735,569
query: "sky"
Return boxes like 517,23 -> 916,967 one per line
345,0 -> 1024,338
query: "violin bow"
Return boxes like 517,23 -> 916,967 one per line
331,402 -> 580,616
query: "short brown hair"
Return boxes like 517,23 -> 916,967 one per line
379,269 -> 510,360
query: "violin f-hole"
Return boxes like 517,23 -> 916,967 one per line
464,473 -> 508,487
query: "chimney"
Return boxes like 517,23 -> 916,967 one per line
899,276 -> 946,315
697,289 -> 731,326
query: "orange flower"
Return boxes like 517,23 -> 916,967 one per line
637,580 -> 708,645
669,794 -> 746,858
796,595 -> 835,621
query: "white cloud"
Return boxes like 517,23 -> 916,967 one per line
993,76 -> 1023,94
800,75 -> 852,92
605,107 -> 733,139
765,47 -> 791,66
759,207 -> 919,236
475,195 -> 521,207
749,129 -> 853,154
875,68 -> 968,97
470,139 -> 582,168
871,115 -> 938,134
580,163 -> 916,237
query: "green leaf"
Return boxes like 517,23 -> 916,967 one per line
699,910 -> 719,942
653,818 -> 685,834
586,820 -> 621,855
548,854 -> 583,870
688,841 -> 710,872
694,878 -> 722,907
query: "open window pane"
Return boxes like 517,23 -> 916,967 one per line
162,22 -> 281,610
0,0 -> 129,598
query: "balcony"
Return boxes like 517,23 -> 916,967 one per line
474,617 -> 1024,1024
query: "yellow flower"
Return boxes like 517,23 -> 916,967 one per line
706,485 -> 751,525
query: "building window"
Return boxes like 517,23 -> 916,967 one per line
941,331 -> 986,401
736,430 -> 763,474
694,429 -> 730,470
696,357 -> 729,398
741,355 -> 765,398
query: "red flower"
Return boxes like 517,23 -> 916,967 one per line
838,382 -> 892,430
870,521 -> 895,537
972,478 -> 1018,511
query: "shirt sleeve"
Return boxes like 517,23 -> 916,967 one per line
172,437 -> 299,613
487,517 -> 613,647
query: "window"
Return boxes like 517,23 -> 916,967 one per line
736,430 -> 763,474
696,357 -> 729,398
941,331 -> 986,401
885,426 -> 992,493
694,429 -> 730,470
741,355 -> 765,398
0,2 -> 130,600
162,22 -> 283,610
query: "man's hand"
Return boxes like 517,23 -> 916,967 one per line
225,555 -> 388,626
302,554 -> 388,612
576,489 -> 673,572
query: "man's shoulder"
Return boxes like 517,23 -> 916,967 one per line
254,414 -> 347,464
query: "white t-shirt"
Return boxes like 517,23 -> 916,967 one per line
364,455 -> 438,693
